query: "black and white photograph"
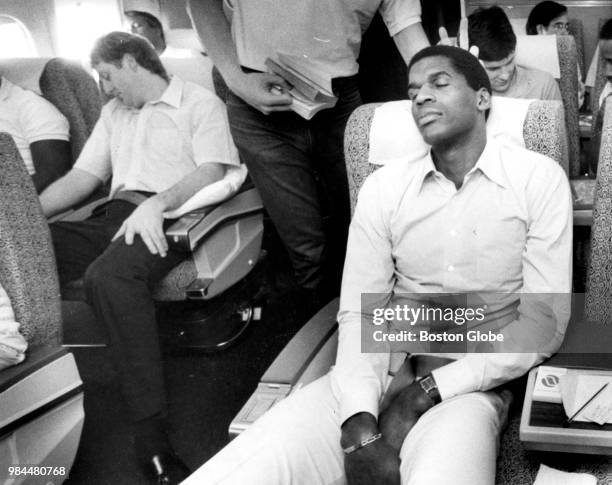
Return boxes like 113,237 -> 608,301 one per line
1,0 -> 612,484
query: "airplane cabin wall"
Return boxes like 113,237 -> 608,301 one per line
1,0 -> 57,57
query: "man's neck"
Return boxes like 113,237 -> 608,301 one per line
431,127 -> 487,189
140,74 -> 170,105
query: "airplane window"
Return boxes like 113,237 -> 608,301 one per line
0,16 -> 38,58
55,0 -> 122,61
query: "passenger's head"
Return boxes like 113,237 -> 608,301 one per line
468,6 -> 517,94
600,19 -> 612,83
90,31 -> 169,107
124,10 -> 166,53
407,46 -> 492,147
526,1 -> 569,35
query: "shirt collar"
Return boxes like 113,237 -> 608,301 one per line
0,77 -> 12,102
149,75 -> 183,109
418,138 -> 509,190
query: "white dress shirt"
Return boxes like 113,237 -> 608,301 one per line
0,77 -> 69,175
75,76 -> 240,198
332,139 -> 573,424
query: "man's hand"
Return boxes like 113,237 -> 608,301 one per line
112,196 -> 168,257
229,72 -> 293,115
345,439 -> 401,485
438,20 -> 479,59
378,381 -> 435,453
341,413 -> 400,485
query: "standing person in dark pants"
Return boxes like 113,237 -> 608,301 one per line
39,31 -> 240,485
187,0 -> 429,307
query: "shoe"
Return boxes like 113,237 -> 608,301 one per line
146,451 -> 191,485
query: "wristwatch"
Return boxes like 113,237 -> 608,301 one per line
418,374 -> 442,405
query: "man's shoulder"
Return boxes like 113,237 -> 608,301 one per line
497,141 -> 566,186
517,65 -> 558,89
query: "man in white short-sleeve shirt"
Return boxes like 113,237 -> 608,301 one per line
39,31 -> 239,484
0,77 -> 71,192
187,0 -> 429,310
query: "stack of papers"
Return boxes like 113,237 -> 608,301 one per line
560,374 -> 612,425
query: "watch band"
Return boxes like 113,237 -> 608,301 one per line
342,433 -> 383,455
418,374 -> 442,405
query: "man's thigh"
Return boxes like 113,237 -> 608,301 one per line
184,374 -> 347,485
399,390 -> 512,485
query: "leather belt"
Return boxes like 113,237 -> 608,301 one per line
112,190 -> 153,206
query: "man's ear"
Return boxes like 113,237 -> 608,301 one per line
122,54 -> 139,71
476,87 -> 491,113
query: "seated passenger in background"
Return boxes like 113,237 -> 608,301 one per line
183,46 -> 572,485
526,1 -> 585,108
123,0 -> 199,58
0,76 -> 70,192
468,5 -> 562,101
39,31 -> 239,484
0,282 -> 27,371
526,1 -> 569,35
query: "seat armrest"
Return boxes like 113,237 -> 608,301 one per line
165,187 -> 263,252
261,298 -> 339,386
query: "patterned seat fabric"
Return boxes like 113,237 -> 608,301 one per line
0,133 -> 61,346
39,58 -> 102,165
585,101 -> 612,323
568,19 -> 585,77
556,36 -> 580,177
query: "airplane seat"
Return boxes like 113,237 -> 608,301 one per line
59,168 -> 265,350
161,56 -> 214,93
165,28 -> 205,54
0,57 -> 103,166
516,35 -> 580,176
0,132 -> 84,483
589,18 -> 609,117
39,58 -> 103,165
568,19 -> 585,76
229,97 -> 569,438
585,100 -> 612,323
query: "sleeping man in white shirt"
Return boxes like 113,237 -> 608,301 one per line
184,45 -> 572,485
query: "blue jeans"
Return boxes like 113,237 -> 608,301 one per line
226,77 -> 362,295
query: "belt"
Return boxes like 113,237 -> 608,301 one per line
112,190 -> 155,206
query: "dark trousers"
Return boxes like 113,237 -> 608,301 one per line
226,77 -> 362,295
51,200 -> 183,422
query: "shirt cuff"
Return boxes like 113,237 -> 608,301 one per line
339,389 -> 380,425
431,358 -> 481,401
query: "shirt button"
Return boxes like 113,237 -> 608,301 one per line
447,265 -> 455,272
450,229 -> 457,237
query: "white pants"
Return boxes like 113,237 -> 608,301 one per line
183,373 -> 511,485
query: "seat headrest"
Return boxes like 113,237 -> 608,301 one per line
166,29 -> 205,53
368,97 -> 534,165
515,35 -> 561,78
0,58 -> 50,94
161,57 -> 214,92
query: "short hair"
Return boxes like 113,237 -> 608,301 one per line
526,1 -> 568,35
468,6 -> 516,62
125,10 -> 165,43
600,18 -> 612,40
408,45 -> 492,119
90,31 -> 169,82
408,45 -> 492,95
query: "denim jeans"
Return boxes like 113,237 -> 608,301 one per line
226,77 -> 362,295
